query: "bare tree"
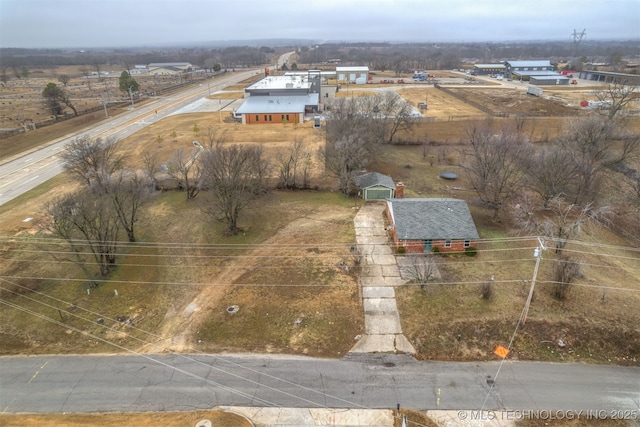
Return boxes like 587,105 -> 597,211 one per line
204,125 -> 226,149
57,74 -> 71,87
403,255 -> 438,290
93,61 -> 103,82
201,144 -> 269,234
102,173 -> 149,243
79,66 -> 92,89
46,190 -> 121,279
167,148 -> 205,200
552,255 -> 581,300
142,151 -> 160,190
373,90 -> 416,144
463,123 -> 530,219
325,93 -> 415,146
559,116 -> 640,205
524,145 -> 577,207
61,135 -> 127,189
321,134 -> 372,194
276,137 -> 308,189
301,151 -> 314,189
594,77 -> 639,120
513,194 -> 609,254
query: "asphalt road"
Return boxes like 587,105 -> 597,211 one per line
1,353 -> 638,414
0,69 -> 260,206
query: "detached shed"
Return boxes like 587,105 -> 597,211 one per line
355,172 -> 396,200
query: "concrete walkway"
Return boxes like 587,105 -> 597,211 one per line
349,201 -> 416,354
224,407 -> 514,427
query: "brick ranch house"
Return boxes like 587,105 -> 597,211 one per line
385,198 -> 480,253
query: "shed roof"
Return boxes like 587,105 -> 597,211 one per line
474,63 -> 505,69
355,172 -> 395,190
512,71 -> 564,77
387,198 -> 479,241
235,94 -> 319,114
148,62 -> 192,67
530,75 -> 570,81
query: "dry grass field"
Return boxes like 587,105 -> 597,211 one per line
0,409 -> 252,427
1,69 -> 639,368
0,65 -> 209,131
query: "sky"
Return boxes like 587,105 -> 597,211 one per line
1,0 -> 639,49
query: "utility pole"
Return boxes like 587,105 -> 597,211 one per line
101,94 -> 108,118
521,238 -> 545,326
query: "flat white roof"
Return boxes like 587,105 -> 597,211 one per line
246,76 -> 311,90
336,66 -> 369,72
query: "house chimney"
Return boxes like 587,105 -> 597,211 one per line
396,182 -> 404,198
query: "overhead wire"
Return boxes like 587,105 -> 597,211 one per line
0,277 -> 367,410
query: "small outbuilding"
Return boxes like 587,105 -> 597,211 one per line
355,172 -> 396,200
385,198 -> 479,253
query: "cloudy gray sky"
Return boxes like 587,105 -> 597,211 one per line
1,0 -> 638,48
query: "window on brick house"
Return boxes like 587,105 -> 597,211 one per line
464,240 -> 471,248
445,240 -> 451,248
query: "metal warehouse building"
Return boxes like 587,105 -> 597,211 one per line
473,63 -> 505,75
529,75 -> 570,86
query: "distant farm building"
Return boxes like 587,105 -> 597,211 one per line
336,66 -> 369,85
148,62 -> 193,76
578,70 -> 640,84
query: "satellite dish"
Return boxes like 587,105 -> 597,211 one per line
439,171 -> 458,180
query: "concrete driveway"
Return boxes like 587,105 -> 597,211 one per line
349,201 -> 415,354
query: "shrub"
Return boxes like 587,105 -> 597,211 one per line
464,247 -> 478,257
432,247 -> 440,255
397,246 -> 406,254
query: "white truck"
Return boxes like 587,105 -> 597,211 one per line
526,86 -> 544,97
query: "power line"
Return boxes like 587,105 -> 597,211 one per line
0,278 -> 367,410
2,274 -> 639,293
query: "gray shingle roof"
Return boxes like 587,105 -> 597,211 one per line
387,198 -> 479,240
355,172 -> 395,190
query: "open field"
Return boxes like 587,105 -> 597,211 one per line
0,65 -> 219,133
1,72 -> 639,366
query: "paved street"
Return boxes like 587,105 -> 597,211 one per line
1,353 -> 638,414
